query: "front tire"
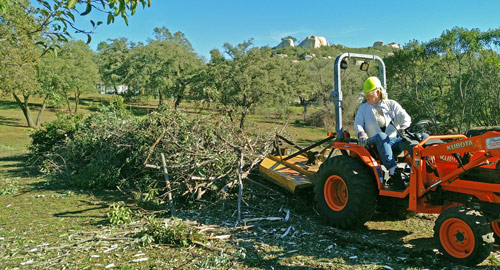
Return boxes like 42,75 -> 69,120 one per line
313,155 -> 377,229
434,206 -> 494,265
491,221 -> 500,242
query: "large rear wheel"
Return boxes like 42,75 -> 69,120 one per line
434,206 -> 494,265
313,155 -> 377,229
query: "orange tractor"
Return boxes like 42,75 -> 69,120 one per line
259,53 -> 500,265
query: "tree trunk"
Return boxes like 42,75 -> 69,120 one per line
66,96 -> 72,114
302,101 -> 307,123
239,111 -> 246,129
35,94 -> 49,127
74,89 -> 80,113
174,94 -> 182,111
240,94 -> 248,129
158,90 -> 164,107
13,93 -> 35,128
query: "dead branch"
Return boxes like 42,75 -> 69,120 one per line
237,150 -> 244,223
161,153 -> 176,216
143,128 -> 166,165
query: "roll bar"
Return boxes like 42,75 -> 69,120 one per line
330,53 -> 386,140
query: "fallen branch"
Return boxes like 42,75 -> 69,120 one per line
192,240 -> 224,252
233,220 -> 290,230
243,217 -> 283,223
237,150 -> 244,223
206,234 -> 233,240
161,153 -> 176,216
143,128 -> 166,166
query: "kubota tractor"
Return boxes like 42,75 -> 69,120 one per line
259,53 -> 500,265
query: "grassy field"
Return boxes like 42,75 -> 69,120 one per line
1,94 -> 499,269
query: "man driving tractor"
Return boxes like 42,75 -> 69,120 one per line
354,76 -> 411,189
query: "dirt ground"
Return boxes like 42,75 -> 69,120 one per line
1,150 -> 500,269
177,177 -> 500,270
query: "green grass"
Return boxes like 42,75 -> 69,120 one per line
1,93 -> 499,269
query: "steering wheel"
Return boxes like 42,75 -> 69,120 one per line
403,120 -> 430,142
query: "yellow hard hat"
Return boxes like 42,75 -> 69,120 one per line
363,77 -> 382,93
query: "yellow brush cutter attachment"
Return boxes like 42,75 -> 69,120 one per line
259,134 -> 335,193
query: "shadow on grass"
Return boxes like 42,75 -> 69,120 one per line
0,153 -> 39,178
0,99 -> 19,110
53,199 -> 109,223
27,176 -> 132,225
0,115 -> 24,127
0,151 -> 131,226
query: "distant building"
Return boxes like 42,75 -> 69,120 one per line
96,83 -> 129,95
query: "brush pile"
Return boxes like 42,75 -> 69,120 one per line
30,105 -> 273,207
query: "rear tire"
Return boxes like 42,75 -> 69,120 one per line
313,155 -> 377,229
434,206 -> 494,266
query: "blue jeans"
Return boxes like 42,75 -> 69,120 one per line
367,132 -> 403,170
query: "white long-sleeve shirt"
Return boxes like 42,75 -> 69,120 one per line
354,99 -> 411,139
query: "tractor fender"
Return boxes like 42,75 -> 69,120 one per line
331,142 -> 384,187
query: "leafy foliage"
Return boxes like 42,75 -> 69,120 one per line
98,27 -> 203,108
143,217 -> 204,246
107,201 -> 135,225
38,41 -> 99,113
0,0 -> 148,128
205,41 -> 291,129
30,112 -> 84,154
0,0 -> 150,45
97,38 -> 130,90
0,1 -> 43,127
386,27 -> 500,133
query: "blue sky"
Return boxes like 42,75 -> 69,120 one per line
73,0 -> 500,59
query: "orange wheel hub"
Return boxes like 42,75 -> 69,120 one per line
324,175 -> 348,211
492,221 -> 500,238
440,218 -> 475,258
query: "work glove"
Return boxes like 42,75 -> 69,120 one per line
397,125 -> 409,138
397,128 -> 406,137
358,132 -> 368,147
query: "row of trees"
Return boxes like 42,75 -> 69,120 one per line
2,2 -> 498,132
0,0 -> 333,129
387,28 -> 500,133
97,32 -> 336,129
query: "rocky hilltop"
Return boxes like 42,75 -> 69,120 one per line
275,36 -> 401,49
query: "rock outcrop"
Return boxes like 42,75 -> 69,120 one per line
373,41 -> 401,49
387,42 -> 401,49
274,38 -> 295,49
298,36 -> 329,49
